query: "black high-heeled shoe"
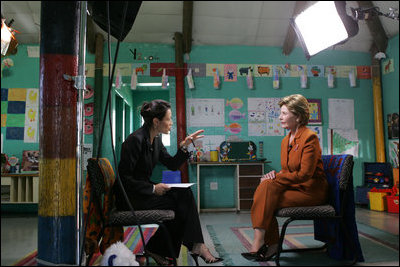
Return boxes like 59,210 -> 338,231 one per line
190,251 -> 223,265
241,244 -> 268,261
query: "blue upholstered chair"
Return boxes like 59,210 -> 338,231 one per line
274,154 -> 364,266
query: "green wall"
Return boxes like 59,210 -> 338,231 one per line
1,36 -> 399,209
381,35 -> 399,165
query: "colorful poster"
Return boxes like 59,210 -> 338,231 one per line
388,139 -> 399,168
335,65 -> 356,78
24,124 -> 38,143
307,126 -> 323,150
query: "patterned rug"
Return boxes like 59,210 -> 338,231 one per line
12,226 -> 195,266
207,220 -> 399,266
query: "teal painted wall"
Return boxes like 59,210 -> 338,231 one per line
2,38 -> 399,209
381,35 -> 399,166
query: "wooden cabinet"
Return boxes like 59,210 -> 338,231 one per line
238,164 -> 264,210
1,173 -> 39,203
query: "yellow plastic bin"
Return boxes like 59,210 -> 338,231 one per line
368,192 -> 388,211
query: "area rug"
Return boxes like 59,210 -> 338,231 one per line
207,220 -> 399,266
12,226 -> 194,266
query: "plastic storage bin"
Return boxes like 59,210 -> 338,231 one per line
386,195 -> 399,213
368,192 -> 388,211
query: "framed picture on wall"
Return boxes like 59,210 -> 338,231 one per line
308,99 -> 322,125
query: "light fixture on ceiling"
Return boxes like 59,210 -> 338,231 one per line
351,6 -> 399,21
1,15 -> 19,56
290,1 -> 359,60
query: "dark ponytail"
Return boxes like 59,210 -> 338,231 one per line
140,99 -> 171,127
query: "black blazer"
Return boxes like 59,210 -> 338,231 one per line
115,126 -> 189,209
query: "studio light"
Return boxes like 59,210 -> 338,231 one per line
1,15 -> 18,56
291,1 -> 359,60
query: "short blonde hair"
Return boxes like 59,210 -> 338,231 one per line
278,94 -> 310,126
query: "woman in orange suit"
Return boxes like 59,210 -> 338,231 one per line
242,94 -> 328,261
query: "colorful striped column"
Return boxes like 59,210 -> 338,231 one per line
38,2 -> 80,264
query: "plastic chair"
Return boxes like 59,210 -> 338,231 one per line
274,154 -> 363,266
84,158 -> 177,266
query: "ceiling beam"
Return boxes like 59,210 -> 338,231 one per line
182,1 -> 193,54
357,1 -> 388,53
282,1 -> 308,56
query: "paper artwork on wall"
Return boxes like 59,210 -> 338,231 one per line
274,65 -> 291,77
206,64 -> 224,77
224,64 -> 237,82
382,58 -> 394,75
186,98 -> 224,127
335,66 -> 356,78
84,84 -> 94,99
132,63 -> 149,76
388,139 -> 399,168
248,98 -> 284,136
328,98 -> 354,129
187,63 -> 206,77
356,66 -> 371,79
254,65 -> 272,77
307,65 -> 324,77
237,64 -> 254,77
225,122 -> 242,134
84,118 -> 93,135
328,128 -> 359,157
84,102 -> 94,117
307,99 -> 322,125
83,144 -> 93,171
307,126 -> 323,150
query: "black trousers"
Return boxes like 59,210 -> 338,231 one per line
127,187 -> 204,258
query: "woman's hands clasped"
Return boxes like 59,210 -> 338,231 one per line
260,170 -> 276,183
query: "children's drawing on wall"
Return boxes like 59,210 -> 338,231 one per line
328,129 -> 359,157
307,65 -> 324,77
387,113 -> 399,139
229,110 -> 246,121
307,99 -> 322,125
186,98 -> 224,127
225,122 -> 242,134
388,140 -> 399,168
382,58 -> 394,75
237,64 -> 253,77
248,98 -> 283,136
356,66 -> 371,79
224,64 -> 237,82
307,126 -> 323,150
254,65 -> 272,77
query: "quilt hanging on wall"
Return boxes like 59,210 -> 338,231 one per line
1,88 -> 39,143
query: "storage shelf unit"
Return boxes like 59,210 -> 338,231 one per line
1,173 -> 39,203
238,164 -> 264,210
192,161 -> 267,212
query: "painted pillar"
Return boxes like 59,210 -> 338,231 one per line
371,55 -> 386,162
38,2 -> 80,264
174,32 -> 189,183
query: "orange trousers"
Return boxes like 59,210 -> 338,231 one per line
250,179 -> 327,245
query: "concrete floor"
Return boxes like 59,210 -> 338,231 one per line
1,206 -> 399,266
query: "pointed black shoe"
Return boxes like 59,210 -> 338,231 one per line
241,244 -> 268,261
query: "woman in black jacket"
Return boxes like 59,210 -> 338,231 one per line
115,99 -> 222,265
